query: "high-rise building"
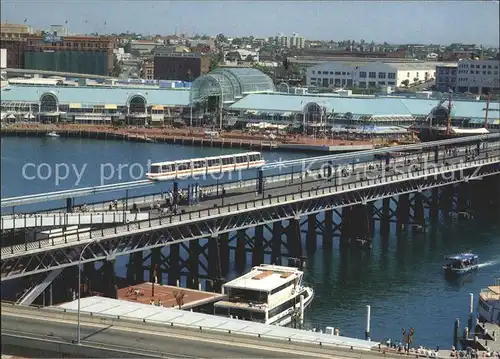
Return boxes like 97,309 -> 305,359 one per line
153,52 -> 210,81
0,23 -> 33,68
24,34 -> 115,75
456,59 -> 500,94
275,33 -> 305,49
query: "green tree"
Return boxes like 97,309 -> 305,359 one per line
401,79 -> 410,87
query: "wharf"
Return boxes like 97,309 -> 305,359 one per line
0,124 -> 382,153
117,281 -> 225,310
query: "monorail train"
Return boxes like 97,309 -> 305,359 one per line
146,152 -> 265,181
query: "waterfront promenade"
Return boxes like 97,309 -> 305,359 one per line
1,123 -> 388,153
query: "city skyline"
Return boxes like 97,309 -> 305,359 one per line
1,0 -> 499,46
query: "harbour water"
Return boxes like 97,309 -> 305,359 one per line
1,137 -> 499,347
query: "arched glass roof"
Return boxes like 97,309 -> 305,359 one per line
190,67 -> 275,104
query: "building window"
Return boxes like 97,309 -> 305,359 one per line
379,81 -> 386,85
369,72 -> 376,78
312,71 -> 315,74
330,72 -> 333,75
388,81 -> 395,85
407,72 -> 410,77
342,72 -> 346,75
378,72 -> 386,79
359,72 -> 366,78
388,72 -> 396,79
335,71 -> 341,75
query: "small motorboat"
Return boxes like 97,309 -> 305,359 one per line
443,253 -> 479,277
46,131 -> 60,138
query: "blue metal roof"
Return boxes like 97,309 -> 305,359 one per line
0,85 -> 190,106
445,253 -> 479,261
230,93 -> 500,120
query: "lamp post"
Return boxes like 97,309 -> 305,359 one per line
77,240 -> 97,345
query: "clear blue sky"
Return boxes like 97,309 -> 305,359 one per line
1,0 -> 499,46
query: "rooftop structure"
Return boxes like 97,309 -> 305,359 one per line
0,85 -> 190,108
222,264 -> 301,292
229,93 -> 500,122
190,67 -> 275,104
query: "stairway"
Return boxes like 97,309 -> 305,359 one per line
16,268 -> 63,306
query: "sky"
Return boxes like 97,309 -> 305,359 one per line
1,0 -> 499,46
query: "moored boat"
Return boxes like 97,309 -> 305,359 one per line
214,264 -> 314,326
477,279 -> 500,325
443,253 -> 479,277
46,131 -> 60,138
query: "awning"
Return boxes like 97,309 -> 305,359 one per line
151,105 -> 164,111
69,103 -> 81,109
104,104 -> 117,110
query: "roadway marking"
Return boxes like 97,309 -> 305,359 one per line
2,311 -> 360,358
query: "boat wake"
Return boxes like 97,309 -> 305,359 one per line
478,260 -> 499,269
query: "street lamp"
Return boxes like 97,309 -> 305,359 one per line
77,239 -> 98,345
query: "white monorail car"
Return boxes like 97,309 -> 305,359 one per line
146,152 -> 265,181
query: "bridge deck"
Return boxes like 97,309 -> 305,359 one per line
1,149 -> 499,260
55,296 -> 376,350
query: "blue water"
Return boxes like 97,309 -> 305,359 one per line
1,137 -> 499,347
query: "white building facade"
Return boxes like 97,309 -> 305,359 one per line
306,61 -> 438,88
456,59 -> 500,94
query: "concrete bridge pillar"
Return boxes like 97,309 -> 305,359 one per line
380,198 -> 390,236
235,230 -> 246,272
167,243 -> 180,286
187,240 -> 200,290
323,209 -> 333,248
252,225 -> 265,266
396,193 -> 410,233
306,214 -> 317,252
271,221 -> 283,265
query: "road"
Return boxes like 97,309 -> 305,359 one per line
1,311 -> 391,359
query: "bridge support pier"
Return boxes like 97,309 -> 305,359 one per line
150,248 -> 162,285
306,214 -> 317,252
396,194 -> 410,233
168,244 -> 180,286
187,240 -> 200,290
66,198 -> 73,213
252,225 -> 265,266
412,193 -> 426,232
286,218 -> 302,259
380,198 -> 390,236
271,221 -> 282,265
219,233 -> 230,277
235,230 -> 246,272
323,209 -> 333,248
457,183 -> 470,215
441,186 -> 454,223
207,236 -> 222,292
430,188 -> 439,225
340,206 -> 352,248
126,252 -> 144,283
102,260 -> 118,299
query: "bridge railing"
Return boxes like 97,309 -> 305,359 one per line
2,152 -> 499,258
